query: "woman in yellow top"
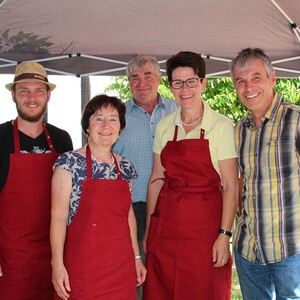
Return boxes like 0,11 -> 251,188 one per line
143,51 -> 238,300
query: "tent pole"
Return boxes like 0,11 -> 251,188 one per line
270,0 -> 300,42
81,76 -> 90,146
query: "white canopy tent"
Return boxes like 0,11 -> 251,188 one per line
0,0 -> 299,78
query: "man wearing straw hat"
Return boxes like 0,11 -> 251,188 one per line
0,61 -> 73,299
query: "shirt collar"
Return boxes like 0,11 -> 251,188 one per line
130,93 -> 165,111
266,92 -> 283,121
242,92 -> 281,128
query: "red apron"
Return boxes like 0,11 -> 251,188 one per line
54,145 -> 136,300
0,119 -> 59,299
144,126 -> 232,300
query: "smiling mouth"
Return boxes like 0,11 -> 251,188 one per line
25,101 -> 40,108
99,133 -> 112,136
245,93 -> 259,99
180,95 -> 193,99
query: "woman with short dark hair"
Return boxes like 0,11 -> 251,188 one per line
51,94 -> 146,300
143,52 -> 238,300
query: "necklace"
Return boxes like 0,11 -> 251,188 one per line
181,116 -> 203,127
87,145 -> 114,164
93,153 -> 114,164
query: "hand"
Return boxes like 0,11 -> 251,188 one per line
135,258 -> 147,287
0,263 -> 2,276
212,235 -> 230,267
52,263 -> 71,299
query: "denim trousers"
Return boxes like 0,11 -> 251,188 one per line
234,248 -> 300,300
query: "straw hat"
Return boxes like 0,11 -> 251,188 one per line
5,61 -> 56,91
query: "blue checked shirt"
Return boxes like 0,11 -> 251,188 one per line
113,94 -> 178,203
233,93 -> 300,264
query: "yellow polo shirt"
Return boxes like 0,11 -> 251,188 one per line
153,100 -> 237,175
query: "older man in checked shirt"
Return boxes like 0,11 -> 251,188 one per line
113,55 -> 178,257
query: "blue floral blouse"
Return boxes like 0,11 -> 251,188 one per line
54,151 -> 138,225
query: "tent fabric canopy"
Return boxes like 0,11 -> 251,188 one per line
0,0 -> 299,78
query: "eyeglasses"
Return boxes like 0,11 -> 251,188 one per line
170,78 -> 202,89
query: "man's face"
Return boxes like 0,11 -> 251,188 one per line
232,59 -> 276,116
12,82 -> 50,122
129,62 -> 161,104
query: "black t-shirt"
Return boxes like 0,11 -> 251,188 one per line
0,120 -> 73,191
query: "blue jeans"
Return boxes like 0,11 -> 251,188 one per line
234,248 -> 300,300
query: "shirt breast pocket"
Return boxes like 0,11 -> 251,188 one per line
263,138 -> 294,171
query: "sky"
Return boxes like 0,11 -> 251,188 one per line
0,75 -> 116,149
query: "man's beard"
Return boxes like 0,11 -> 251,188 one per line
15,99 -> 48,122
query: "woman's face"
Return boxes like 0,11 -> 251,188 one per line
88,105 -> 120,148
170,67 -> 206,110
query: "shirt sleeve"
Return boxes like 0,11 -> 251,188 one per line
119,157 -> 138,180
53,152 -> 72,172
215,120 -> 237,161
112,134 -> 125,156
153,120 -> 164,154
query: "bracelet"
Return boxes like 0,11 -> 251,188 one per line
218,228 -> 232,237
135,254 -> 142,260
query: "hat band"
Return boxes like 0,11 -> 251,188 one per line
14,73 -> 49,83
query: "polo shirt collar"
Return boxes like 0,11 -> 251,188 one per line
130,93 -> 165,111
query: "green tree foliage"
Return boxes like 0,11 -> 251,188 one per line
105,76 -> 300,124
275,78 -> 300,104
105,76 -> 132,100
203,78 -> 246,124
159,77 -> 174,100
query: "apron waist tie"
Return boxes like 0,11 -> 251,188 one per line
169,184 -> 221,193
151,177 -> 221,193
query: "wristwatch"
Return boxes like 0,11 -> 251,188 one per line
218,228 -> 232,237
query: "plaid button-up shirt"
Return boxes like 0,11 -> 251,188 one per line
233,93 -> 300,264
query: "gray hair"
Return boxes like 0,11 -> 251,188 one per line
230,48 -> 274,83
126,55 -> 162,79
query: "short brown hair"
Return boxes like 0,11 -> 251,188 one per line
166,51 -> 206,83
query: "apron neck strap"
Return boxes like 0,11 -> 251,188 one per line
43,124 -> 55,153
13,119 -> 20,152
13,118 -> 55,153
111,152 -> 122,180
172,126 -> 205,141
173,126 -> 179,141
200,128 -> 205,139
85,145 -> 93,179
